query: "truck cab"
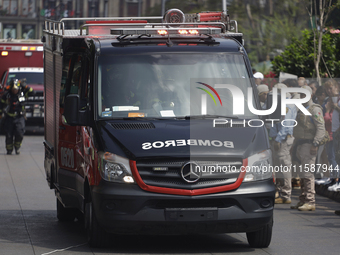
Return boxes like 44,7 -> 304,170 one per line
43,9 -> 275,248
0,40 -> 44,131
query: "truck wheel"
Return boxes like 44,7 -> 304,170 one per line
85,198 -> 108,247
246,218 -> 273,248
56,198 -> 77,222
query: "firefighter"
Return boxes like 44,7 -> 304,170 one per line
0,79 -> 33,155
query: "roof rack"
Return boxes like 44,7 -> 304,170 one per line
43,9 -> 239,37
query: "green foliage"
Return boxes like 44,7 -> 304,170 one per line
272,29 -> 340,78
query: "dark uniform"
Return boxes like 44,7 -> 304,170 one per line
0,79 -> 33,154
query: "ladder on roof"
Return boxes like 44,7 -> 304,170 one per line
44,9 -> 239,37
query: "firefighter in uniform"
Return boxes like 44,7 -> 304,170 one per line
0,79 -> 33,154
291,85 -> 326,211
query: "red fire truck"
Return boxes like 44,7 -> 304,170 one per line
0,40 -> 44,129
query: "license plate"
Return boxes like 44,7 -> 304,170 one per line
165,207 -> 218,221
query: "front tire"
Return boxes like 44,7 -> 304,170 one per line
84,196 -> 108,247
246,218 -> 273,248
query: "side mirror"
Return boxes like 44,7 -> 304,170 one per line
64,94 -> 89,126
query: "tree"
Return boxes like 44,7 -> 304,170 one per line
306,0 -> 339,83
232,0 -> 310,64
144,0 -> 316,70
271,29 -> 340,78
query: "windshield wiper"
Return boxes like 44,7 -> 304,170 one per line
179,115 -> 239,120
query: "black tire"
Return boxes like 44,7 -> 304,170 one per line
84,196 -> 108,247
246,218 -> 273,248
56,198 -> 77,222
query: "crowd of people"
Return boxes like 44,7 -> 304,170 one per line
255,71 -> 340,215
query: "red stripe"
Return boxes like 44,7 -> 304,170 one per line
130,159 -> 247,196
197,82 -> 223,106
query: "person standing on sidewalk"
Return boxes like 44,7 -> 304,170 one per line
324,79 -> 340,191
257,84 -> 269,110
269,83 -> 297,204
282,78 -> 302,189
0,79 -> 33,155
291,86 -> 326,211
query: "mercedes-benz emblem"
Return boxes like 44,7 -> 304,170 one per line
181,162 -> 201,183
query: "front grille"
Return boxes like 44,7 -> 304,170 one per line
136,159 -> 242,190
111,122 -> 155,129
24,103 -> 44,118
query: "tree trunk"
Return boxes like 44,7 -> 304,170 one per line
316,0 -> 324,84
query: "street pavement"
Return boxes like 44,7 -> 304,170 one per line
1,135 -> 340,255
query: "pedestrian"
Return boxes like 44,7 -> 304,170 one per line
315,86 -> 328,114
324,79 -> 340,191
269,83 -> 297,204
282,78 -> 301,189
314,86 -> 331,178
253,72 -> 264,86
0,79 -> 33,155
291,85 -> 326,211
298,77 -> 307,87
309,81 -> 320,103
257,84 -> 269,110
282,78 -> 300,99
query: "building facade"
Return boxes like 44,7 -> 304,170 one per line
0,0 -> 159,39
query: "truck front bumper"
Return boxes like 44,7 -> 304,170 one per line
91,178 -> 275,234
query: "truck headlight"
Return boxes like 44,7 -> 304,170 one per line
99,152 -> 134,183
243,149 -> 273,182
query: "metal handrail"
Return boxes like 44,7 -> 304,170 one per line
230,20 -> 238,33
44,17 -> 231,36
60,16 -> 163,22
79,22 -> 227,35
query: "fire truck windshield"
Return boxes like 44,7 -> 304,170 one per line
6,72 -> 44,85
98,53 -> 257,119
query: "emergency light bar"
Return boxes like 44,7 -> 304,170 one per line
0,45 -> 43,51
110,27 -> 221,36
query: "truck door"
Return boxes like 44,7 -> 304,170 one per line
58,52 -> 89,205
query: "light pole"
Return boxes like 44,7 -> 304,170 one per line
76,0 -> 80,28
161,0 -> 166,16
91,0 -> 95,17
138,0 -> 142,17
104,0 -> 108,17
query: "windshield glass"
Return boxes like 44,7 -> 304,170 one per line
6,72 -> 44,85
98,53 -> 257,119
